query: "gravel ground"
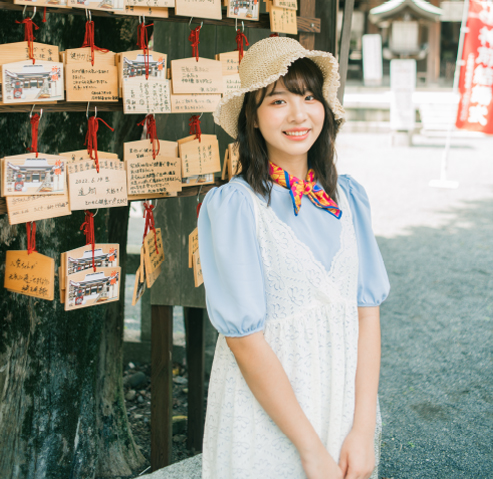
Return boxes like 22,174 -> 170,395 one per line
337,131 -> 493,479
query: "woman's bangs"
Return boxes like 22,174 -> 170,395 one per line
282,58 -> 324,99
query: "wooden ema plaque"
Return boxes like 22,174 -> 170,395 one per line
221,142 -> 240,181
192,249 -> 203,287
273,0 -> 297,9
0,43 -> 60,69
170,93 -> 221,113
14,0 -> 69,6
171,57 -> 223,95
215,51 -> 240,76
174,0 -> 222,20
4,251 -> 55,301
178,134 -> 221,178
120,50 -> 171,114
226,0 -> 260,21
65,267 -> 121,311
2,153 -> 66,197
126,156 -> 182,199
118,5 -> 169,16
6,193 -> 71,225
64,48 -> 118,102
223,73 -> 241,95
139,244 -> 161,288
270,6 -> 298,34
1,60 -> 64,104
143,228 -> 165,275
124,139 -> 178,161
132,263 -> 146,306
182,173 -> 214,187
66,159 -> 128,211
125,0 -> 173,7
60,150 -> 119,163
67,0 -> 125,13
188,227 -> 198,268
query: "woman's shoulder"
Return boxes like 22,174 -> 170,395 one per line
337,174 -> 372,217
202,177 -> 255,218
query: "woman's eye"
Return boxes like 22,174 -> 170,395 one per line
305,95 -> 315,101
272,99 -> 285,105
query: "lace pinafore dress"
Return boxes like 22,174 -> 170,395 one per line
202,180 -> 381,479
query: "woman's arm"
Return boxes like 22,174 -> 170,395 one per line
226,332 -> 343,479
339,306 -> 381,479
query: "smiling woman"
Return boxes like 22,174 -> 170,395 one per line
198,37 -> 390,479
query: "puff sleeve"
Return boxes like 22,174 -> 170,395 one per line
339,175 -> 390,307
198,183 -> 266,336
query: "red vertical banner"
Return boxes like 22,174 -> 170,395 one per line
456,0 -> 493,133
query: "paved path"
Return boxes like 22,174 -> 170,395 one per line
337,131 -> 493,478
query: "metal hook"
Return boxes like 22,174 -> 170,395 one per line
235,17 -> 238,31
93,209 -> 99,217
86,102 -> 90,119
189,18 -> 203,30
29,105 -> 43,120
242,21 -> 245,33
197,185 -> 203,202
85,9 -> 92,22
22,6 -> 36,19
199,112 -> 204,120
94,106 -> 97,118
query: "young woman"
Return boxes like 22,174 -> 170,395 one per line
198,37 -> 390,479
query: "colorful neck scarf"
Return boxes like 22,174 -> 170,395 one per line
269,162 -> 342,218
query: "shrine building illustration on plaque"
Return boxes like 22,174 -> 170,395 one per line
227,0 -> 259,21
2,61 -> 64,103
68,270 -> 120,308
74,0 -> 123,8
5,158 -> 65,195
123,54 -> 166,80
67,247 -> 118,274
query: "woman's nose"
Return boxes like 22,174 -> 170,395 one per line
287,98 -> 308,122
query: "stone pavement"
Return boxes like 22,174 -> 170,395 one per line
141,130 -> 493,479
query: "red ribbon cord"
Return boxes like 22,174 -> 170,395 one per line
197,202 -> 202,219
80,211 -> 96,272
85,116 -> 114,173
42,7 -> 47,23
269,33 -> 279,37
189,115 -> 202,143
16,18 -> 39,64
27,113 -> 40,158
137,114 -> 160,159
82,20 -> 110,67
26,222 -> 37,255
188,26 -> 201,62
235,29 -> 249,64
137,22 -> 154,80
143,202 -> 159,254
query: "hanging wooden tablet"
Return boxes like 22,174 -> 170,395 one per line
171,57 -> 223,95
66,159 -> 128,211
6,193 -> 71,225
65,267 -> 121,311
131,264 -> 146,306
182,174 -> 215,187
0,42 -> 60,68
226,0 -> 260,21
143,227 -> 164,274
124,139 -> 178,161
140,245 -> 161,288
174,0 -> 222,20
13,0 -> 69,6
65,244 -> 119,276
120,50 -> 171,114
59,266 -> 65,303
62,48 -> 116,68
125,0 -> 173,8
188,227 -> 198,268
192,249 -> 203,287
223,73 -> 241,95
221,142 -> 240,181
5,250 -> 55,301
270,6 -> 298,34
215,51 -> 240,76
170,93 -> 221,113
67,0 -> 125,13
178,134 -> 221,178
273,0 -> 297,9
60,150 -> 119,163
1,60 -> 64,104
2,153 -> 66,197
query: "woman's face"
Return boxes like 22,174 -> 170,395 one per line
255,79 -> 325,166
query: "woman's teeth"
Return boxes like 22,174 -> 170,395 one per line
284,130 -> 309,136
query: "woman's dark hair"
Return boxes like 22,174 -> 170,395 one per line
235,57 -> 339,203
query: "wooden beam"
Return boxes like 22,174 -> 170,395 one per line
151,305 -> 173,471
184,307 -> 205,455
299,0 -> 317,50
0,2 -> 320,32
337,0 -> 355,104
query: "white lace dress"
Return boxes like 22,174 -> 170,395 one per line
201,180 -> 382,479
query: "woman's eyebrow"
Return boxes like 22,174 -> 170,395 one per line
267,90 -> 287,96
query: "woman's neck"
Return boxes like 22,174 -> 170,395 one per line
269,156 -> 309,180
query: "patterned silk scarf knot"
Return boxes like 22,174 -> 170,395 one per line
269,162 -> 342,218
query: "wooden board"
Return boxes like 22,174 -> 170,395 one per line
117,5 -> 169,16
63,48 -> 116,67
2,154 -> 66,197
171,57 -> 223,95
13,0 -> 69,6
226,0 -> 260,21
273,0 -> 297,9
60,150 -> 119,162
192,249 -> 203,287
125,0 -> 173,6
132,265 -> 146,305
4,250 -> 55,301
123,78 -> 171,114
6,192 -> 71,225
124,139 -> 178,161
270,6 -> 297,34
170,93 -> 221,113
174,0 -> 222,20
179,134 -> 221,177
188,227 -> 198,268
66,159 -> 127,211
223,73 -> 241,95
67,0 -> 124,13
216,51 -> 240,76
182,173 -> 215,187
126,156 -> 182,197
143,228 -> 165,274
65,266 -> 121,311
0,42 -> 60,67
2,60 -> 64,104
65,63 -> 119,102
65,243 -> 119,278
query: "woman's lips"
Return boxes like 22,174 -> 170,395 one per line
283,129 -> 310,141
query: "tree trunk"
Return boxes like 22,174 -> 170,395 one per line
0,13 -> 146,478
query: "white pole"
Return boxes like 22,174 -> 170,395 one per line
429,0 -> 470,189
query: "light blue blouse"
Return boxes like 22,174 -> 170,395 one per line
198,175 -> 390,337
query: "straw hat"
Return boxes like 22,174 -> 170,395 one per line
214,36 -> 346,138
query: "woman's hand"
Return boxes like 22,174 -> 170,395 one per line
300,441 -> 343,479
338,429 -> 375,479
